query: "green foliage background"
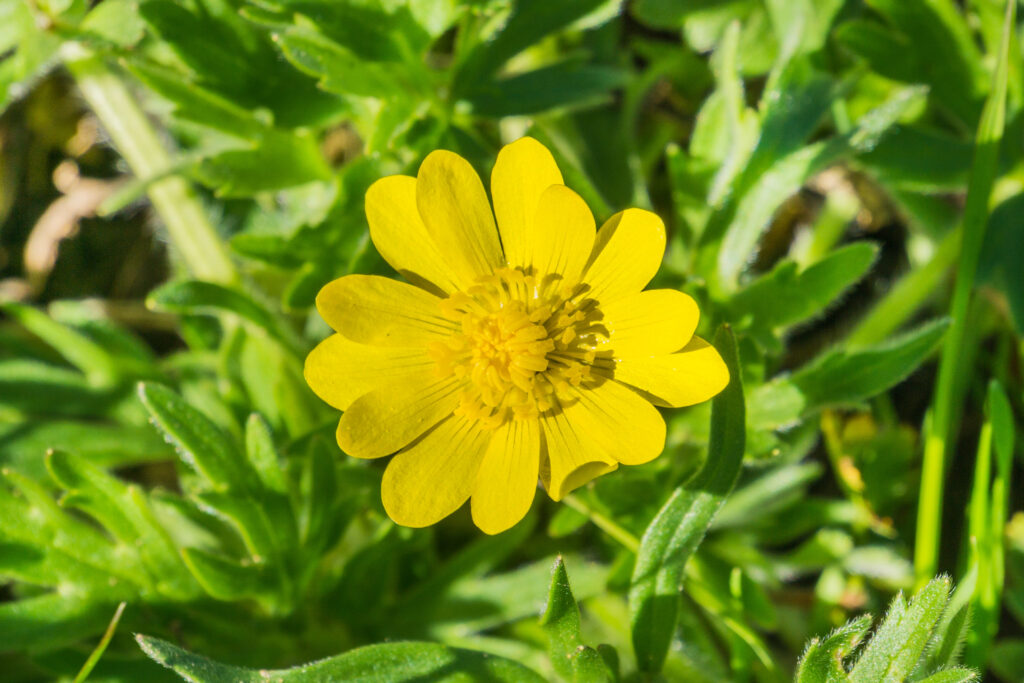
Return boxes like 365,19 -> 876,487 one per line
1,0 -> 1023,681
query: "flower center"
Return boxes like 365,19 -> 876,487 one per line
430,267 -> 601,429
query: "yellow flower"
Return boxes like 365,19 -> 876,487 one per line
305,138 -> 729,534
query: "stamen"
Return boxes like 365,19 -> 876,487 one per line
428,267 -> 601,429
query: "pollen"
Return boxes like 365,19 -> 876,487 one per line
429,267 -> 600,428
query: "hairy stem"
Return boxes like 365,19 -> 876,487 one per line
64,47 -> 237,284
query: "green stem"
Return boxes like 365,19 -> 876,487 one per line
913,0 -> 1015,586
562,493 -> 641,553
64,47 -> 237,284
73,602 -> 126,683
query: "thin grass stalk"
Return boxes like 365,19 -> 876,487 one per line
913,0 -> 1016,586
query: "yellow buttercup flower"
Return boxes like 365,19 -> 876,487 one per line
305,137 -> 729,534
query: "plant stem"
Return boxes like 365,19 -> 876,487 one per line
73,602 -> 126,683
562,493 -> 641,553
913,0 -> 1015,586
63,47 -> 238,284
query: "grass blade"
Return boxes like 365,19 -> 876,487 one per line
914,0 -> 1016,585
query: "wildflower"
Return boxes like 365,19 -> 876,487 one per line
305,138 -> 728,534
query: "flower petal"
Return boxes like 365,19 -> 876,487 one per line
316,274 -> 456,347
381,415 -> 491,528
366,175 -> 460,294
612,336 -> 730,408
565,380 -> 666,466
523,184 -> 595,284
540,400 -> 618,501
471,419 -> 540,535
582,209 -> 666,303
305,334 -> 435,411
491,137 -> 564,267
417,150 -> 503,286
336,372 -> 463,458
598,289 -> 699,358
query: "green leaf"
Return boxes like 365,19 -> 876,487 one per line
1,302 -> 121,386
0,0 -> 60,114
79,0 -> 145,47
453,0 -> 609,97
629,325 -> 745,672
540,557 -> 580,680
861,0 -> 984,127
859,126 -> 973,192
795,614 -> 872,683
196,129 -> 332,197
137,0 -> 343,127
913,669 -> 978,683
466,63 -> 626,117
136,636 -> 547,682
728,242 -> 878,349
275,27 -> 408,98
749,319 -> 949,429
714,462 -> 823,529
0,359 -> 114,417
714,82 -> 921,289
0,418 -> 172,481
244,414 -> 287,495
923,564 -> 976,673
138,383 -> 255,493
540,557 -> 613,682
298,440 -> 341,552
180,547 -> 271,602
849,577 -> 951,682
72,602 -> 127,683
45,451 -> 194,599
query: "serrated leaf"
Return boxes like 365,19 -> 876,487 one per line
137,635 -> 547,682
629,326 -> 745,672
